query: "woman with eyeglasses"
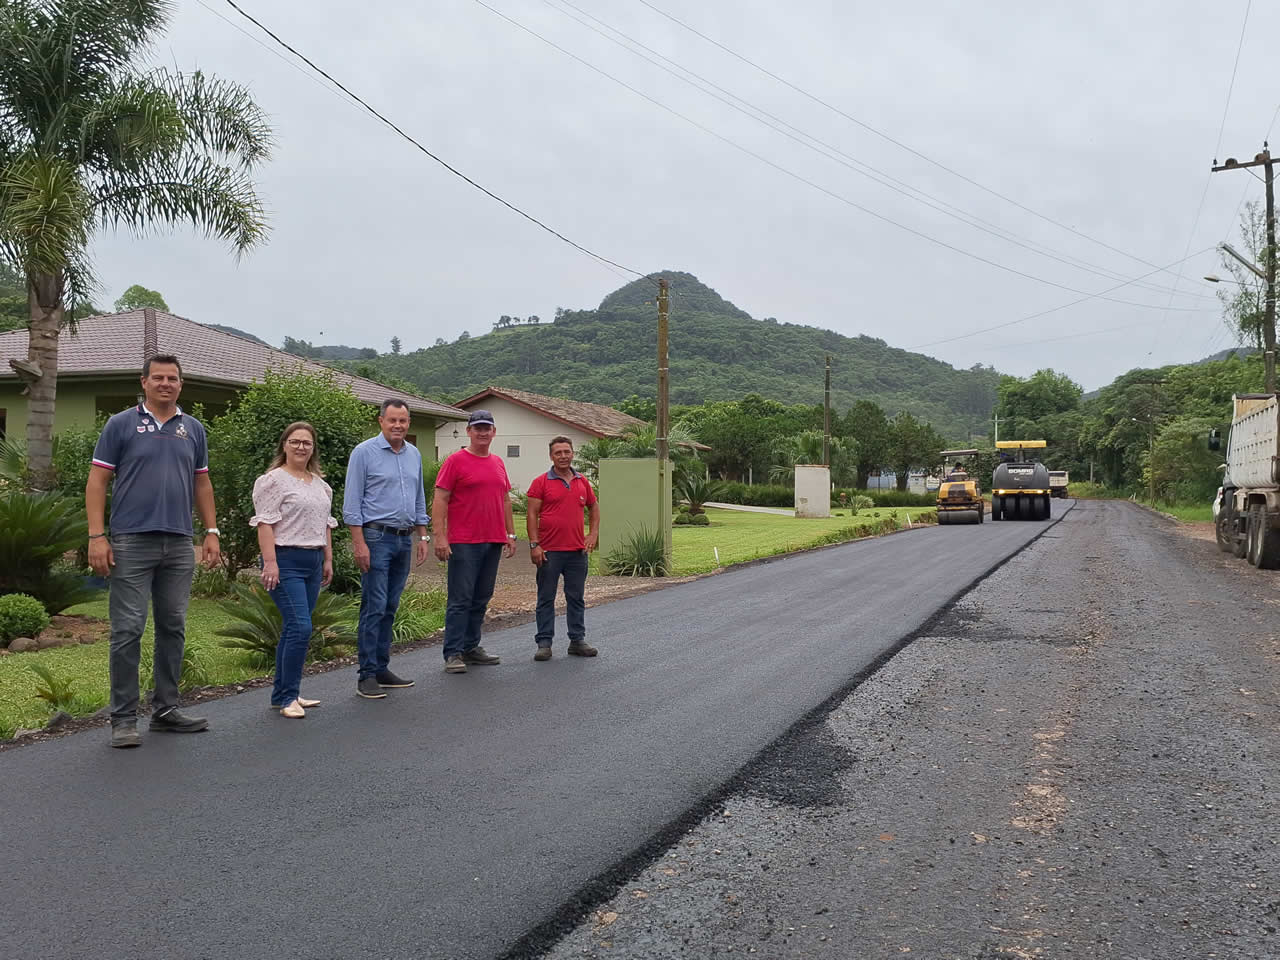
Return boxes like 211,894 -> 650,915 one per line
250,422 -> 338,718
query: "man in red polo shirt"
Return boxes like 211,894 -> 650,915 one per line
526,436 -> 601,661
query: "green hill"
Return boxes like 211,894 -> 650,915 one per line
352,272 -> 1002,439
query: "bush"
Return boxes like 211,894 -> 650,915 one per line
392,588 -> 446,643
216,581 -> 358,667
190,565 -> 234,599
208,369 -> 377,578
328,529 -> 362,595
673,512 -> 692,525
689,513 -> 710,526
832,488 -> 937,508
0,593 -> 50,644
675,467 -> 725,515
510,490 -> 528,515
0,491 -> 104,613
714,482 -> 794,508
602,526 -> 670,577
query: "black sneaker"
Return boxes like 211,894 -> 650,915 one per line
110,720 -> 141,748
461,646 -> 501,665
149,707 -> 208,733
534,646 -> 552,662
376,669 -> 415,688
357,677 -> 387,699
567,641 -> 598,657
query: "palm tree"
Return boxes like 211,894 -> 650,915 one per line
573,436 -> 621,484
615,421 -> 700,459
769,430 -> 856,485
0,0 -> 271,487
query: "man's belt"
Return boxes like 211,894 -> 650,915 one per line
366,523 -> 414,536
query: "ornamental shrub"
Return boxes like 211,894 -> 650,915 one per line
0,492 -> 103,613
602,526 -> 670,577
208,370 -> 378,578
0,593 -> 50,644
689,513 -> 710,526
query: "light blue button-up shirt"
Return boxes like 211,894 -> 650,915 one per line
342,433 -> 429,528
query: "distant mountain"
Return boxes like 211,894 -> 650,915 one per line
206,323 -> 269,346
350,272 -> 1002,440
1196,346 -> 1256,365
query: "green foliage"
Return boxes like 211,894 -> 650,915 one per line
190,565 -> 234,599
887,412 -> 945,491
841,400 -> 891,488
328,529 -> 361,595
678,394 -> 822,482
689,513 -> 710,526
27,662 -> 76,711
673,512 -> 692,525
342,272 -> 1001,440
848,495 -> 875,514
1215,202 -> 1269,348
215,581 -> 357,667
1146,415 -> 1223,505
674,465 -> 725,515
113,284 -> 168,312
178,639 -> 217,692
768,430 -> 855,486
51,419 -> 105,499
0,491 -> 102,612
574,436 -> 621,484
207,369 -> 375,576
996,368 -> 1083,422
834,488 -> 937,508
510,489 -> 528,515
0,592 -> 49,644
714,482 -> 794,507
602,526 -> 670,577
392,588 -> 446,643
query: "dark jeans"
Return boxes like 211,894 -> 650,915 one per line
534,549 -> 589,647
267,547 -> 323,706
443,542 -> 503,660
356,528 -> 412,680
107,533 -> 196,724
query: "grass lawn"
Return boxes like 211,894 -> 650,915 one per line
0,590 -> 445,739
1146,502 -> 1214,523
668,506 -> 933,575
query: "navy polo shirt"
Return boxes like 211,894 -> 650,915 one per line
91,404 -> 209,536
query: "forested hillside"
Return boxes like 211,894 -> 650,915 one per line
354,272 -> 1001,439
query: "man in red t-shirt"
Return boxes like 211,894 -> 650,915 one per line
526,436 -> 601,660
432,409 -> 518,673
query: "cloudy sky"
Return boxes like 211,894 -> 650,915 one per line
94,0 -> 1278,390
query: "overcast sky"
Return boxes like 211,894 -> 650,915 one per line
94,0 -> 1278,391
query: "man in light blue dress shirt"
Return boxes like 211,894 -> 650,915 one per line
343,399 -> 431,699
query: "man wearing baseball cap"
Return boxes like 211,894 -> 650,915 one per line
432,409 -> 518,673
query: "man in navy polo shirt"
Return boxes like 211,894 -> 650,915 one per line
86,354 -> 222,748
526,435 -> 601,660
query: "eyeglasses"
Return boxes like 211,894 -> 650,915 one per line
286,440 -> 314,449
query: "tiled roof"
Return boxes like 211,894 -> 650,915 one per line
454,386 -> 646,438
0,310 -> 465,420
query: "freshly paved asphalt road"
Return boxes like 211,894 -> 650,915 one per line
0,504 -> 1069,960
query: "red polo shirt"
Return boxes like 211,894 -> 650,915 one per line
528,468 -> 597,551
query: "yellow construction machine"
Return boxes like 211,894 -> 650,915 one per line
991,440 -> 1052,521
936,449 -> 984,525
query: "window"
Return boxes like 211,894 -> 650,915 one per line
507,445 -> 520,458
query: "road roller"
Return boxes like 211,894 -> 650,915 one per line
936,449 -> 984,525
991,440 -> 1052,521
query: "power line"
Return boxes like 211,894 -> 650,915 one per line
1212,0 -> 1252,163
631,0 -> 1199,280
541,0 -> 1214,304
219,0 -> 653,283
469,0 -> 1212,314
913,247 -> 1215,349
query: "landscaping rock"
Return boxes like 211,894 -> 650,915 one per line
35,632 -> 80,650
7,637 -> 37,653
44,711 -> 73,732
12,728 -> 39,739
91,706 -> 112,721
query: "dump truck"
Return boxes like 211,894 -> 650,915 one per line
936,449 -> 984,525
1212,394 -> 1280,568
1049,470 -> 1070,498
991,440 -> 1052,521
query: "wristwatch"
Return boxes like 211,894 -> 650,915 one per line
529,541 -> 539,549
419,535 -> 430,541
507,534 -> 517,541
206,527 -> 221,537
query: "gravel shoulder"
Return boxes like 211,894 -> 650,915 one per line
538,500 -> 1280,959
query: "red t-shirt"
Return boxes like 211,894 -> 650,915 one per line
527,469 -> 597,551
435,449 -> 512,543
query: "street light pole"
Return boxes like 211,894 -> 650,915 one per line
1212,148 -> 1277,392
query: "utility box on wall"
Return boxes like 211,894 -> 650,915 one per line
794,464 -> 831,518
598,458 -> 673,560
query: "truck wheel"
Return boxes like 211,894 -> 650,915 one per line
1248,505 -> 1264,566
1257,508 -> 1280,569
978,505 -> 985,523
1037,496 -> 1050,520
1233,511 -> 1249,559
1018,496 -> 1032,521
1215,511 -> 1234,553
991,495 -> 1002,520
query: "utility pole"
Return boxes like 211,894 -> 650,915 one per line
656,278 -> 670,549
823,355 -> 831,467
1212,147 -> 1277,392
993,413 -> 1000,445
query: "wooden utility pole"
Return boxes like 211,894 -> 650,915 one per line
823,355 -> 831,466
1212,147 -> 1277,392
656,279 -> 670,544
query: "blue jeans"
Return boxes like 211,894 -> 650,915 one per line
535,549 -> 588,647
267,547 -> 324,706
356,528 -> 413,680
443,543 -> 503,660
107,533 -> 196,724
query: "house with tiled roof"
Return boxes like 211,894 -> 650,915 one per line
435,385 -> 652,489
0,309 -> 466,446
